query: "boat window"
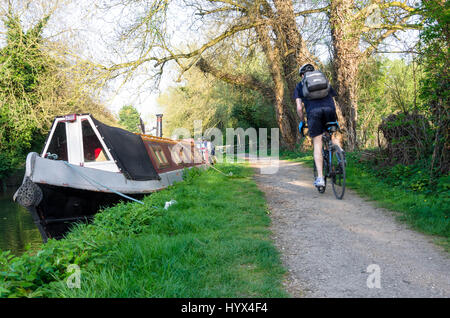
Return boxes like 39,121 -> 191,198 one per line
150,145 -> 170,168
182,145 -> 193,164
176,144 -> 191,164
193,147 -> 203,163
82,119 -> 110,162
169,145 -> 182,165
46,121 -> 68,160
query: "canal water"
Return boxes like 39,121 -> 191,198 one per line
0,189 -> 42,255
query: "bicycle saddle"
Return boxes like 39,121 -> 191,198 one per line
325,122 -> 339,132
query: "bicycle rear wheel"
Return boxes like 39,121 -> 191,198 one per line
330,147 -> 346,199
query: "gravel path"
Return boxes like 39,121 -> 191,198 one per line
252,159 -> 449,298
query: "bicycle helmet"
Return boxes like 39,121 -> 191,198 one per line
299,63 -> 315,76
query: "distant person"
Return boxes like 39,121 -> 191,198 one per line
206,139 -> 217,164
198,138 -> 206,162
295,63 -> 343,188
210,141 -> 216,156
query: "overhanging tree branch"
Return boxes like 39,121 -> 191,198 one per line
355,0 -> 417,19
207,0 -> 249,11
195,5 -> 246,16
362,23 -> 423,32
100,21 -> 264,76
294,5 -> 330,16
154,22 -> 261,67
196,57 -> 274,101
379,1 -> 417,13
362,16 -> 422,57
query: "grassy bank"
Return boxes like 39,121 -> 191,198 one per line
281,150 -> 450,251
0,164 -> 287,298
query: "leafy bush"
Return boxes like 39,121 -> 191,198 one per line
378,112 -> 433,166
352,151 -> 449,197
182,167 -> 203,183
357,58 -> 424,148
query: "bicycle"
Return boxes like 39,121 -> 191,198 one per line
300,122 -> 346,200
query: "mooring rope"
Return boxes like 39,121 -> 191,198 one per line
62,161 -> 145,205
207,163 -> 233,177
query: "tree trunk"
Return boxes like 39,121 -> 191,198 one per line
272,0 -> 308,98
272,77 -> 298,150
195,0 -> 320,150
273,0 -> 314,148
256,23 -> 298,150
329,0 -> 362,151
332,63 -> 360,151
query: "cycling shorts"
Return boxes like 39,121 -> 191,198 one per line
306,105 -> 337,138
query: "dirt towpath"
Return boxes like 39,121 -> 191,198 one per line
252,159 -> 449,298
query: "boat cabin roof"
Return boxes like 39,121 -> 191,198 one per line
41,114 -> 193,181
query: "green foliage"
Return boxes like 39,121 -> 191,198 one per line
357,57 -> 424,148
357,5 -> 449,175
417,0 -> 450,175
181,166 -> 203,183
0,14 -> 49,179
359,157 -> 437,195
118,105 -> 141,133
0,164 -> 286,298
378,112 -> 433,165
418,1 -> 449,105
0,11 -> 117,180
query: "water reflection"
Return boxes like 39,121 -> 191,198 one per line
0,189 -> 42,255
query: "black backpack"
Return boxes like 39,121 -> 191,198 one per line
302,70 -> 330,100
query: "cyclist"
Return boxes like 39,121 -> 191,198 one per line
294,63 -> 342,188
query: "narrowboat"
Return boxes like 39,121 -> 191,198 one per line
13,114 -> 206,242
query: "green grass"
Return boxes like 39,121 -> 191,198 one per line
0,164 -> 288,298
280,150 -> 450,252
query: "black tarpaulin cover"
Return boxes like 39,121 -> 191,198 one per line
91,116 -> 160,181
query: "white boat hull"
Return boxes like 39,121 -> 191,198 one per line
14,152 -> 206,242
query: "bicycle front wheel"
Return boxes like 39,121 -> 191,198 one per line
331,147 -> 346,199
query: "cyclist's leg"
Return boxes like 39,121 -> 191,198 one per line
323,106 -> 346,168
331,134 -> 342,150
323,106 -> 342,150
312,134 -> 324,178
307,106 -> 326,182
